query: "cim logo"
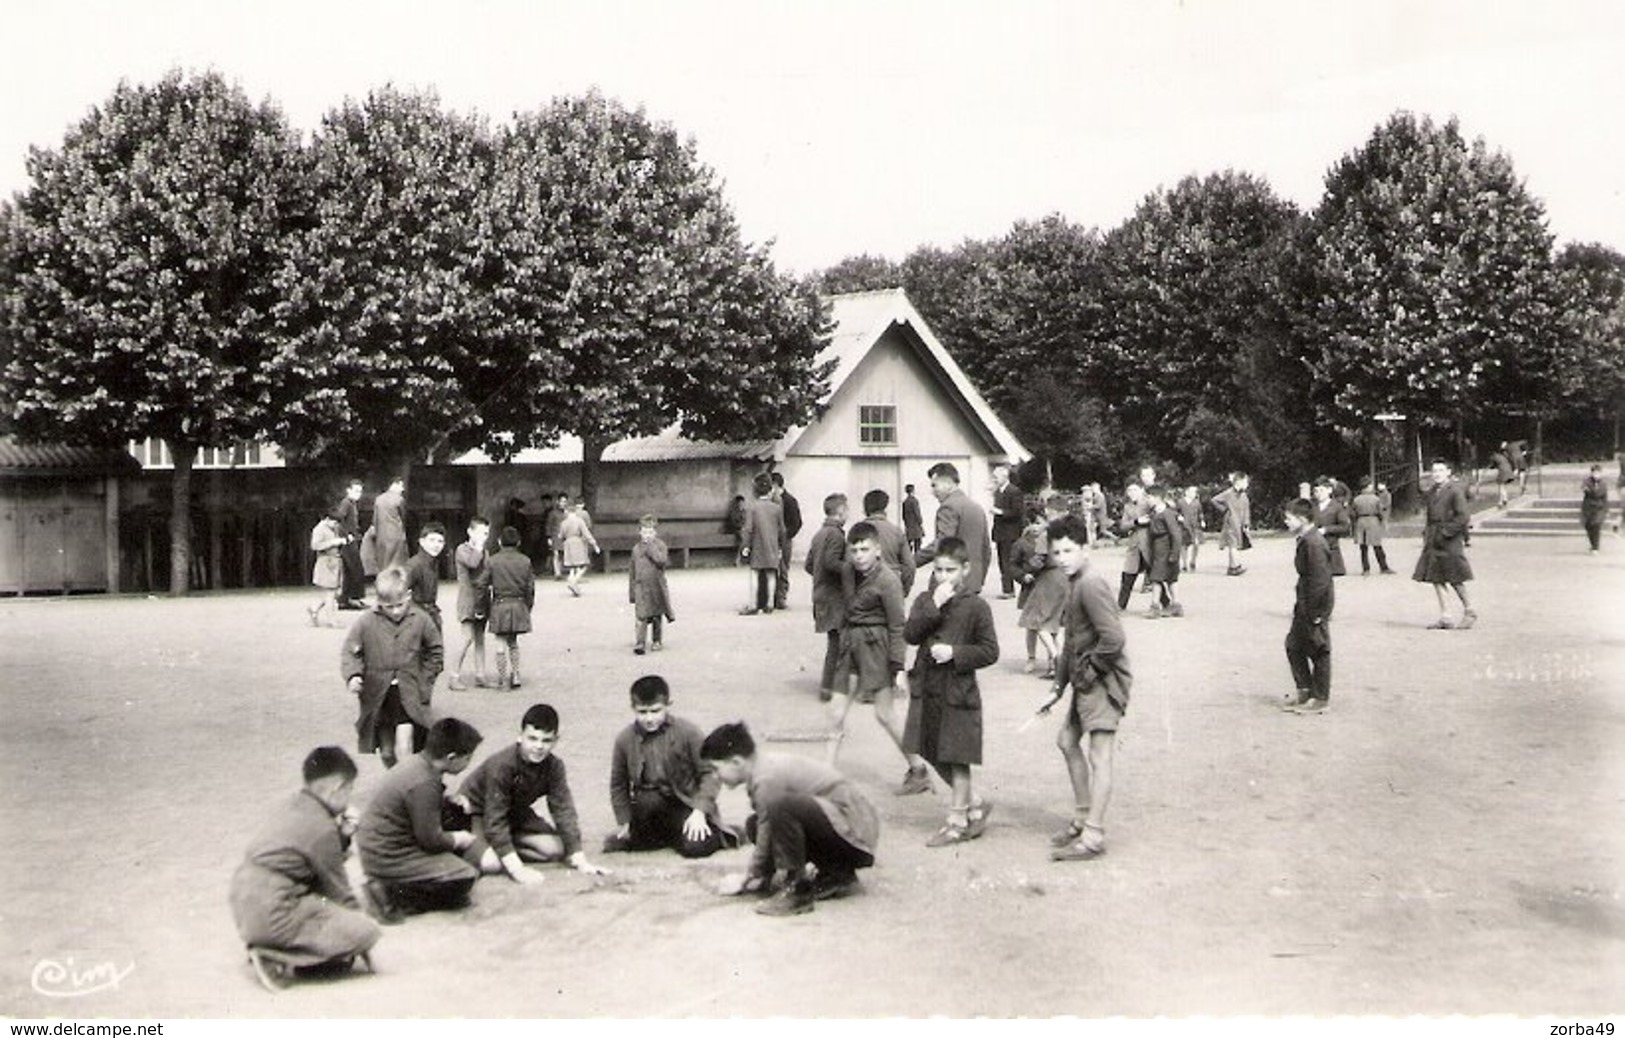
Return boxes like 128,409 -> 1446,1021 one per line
30,957 -> 136,998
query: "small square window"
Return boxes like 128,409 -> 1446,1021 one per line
858,405 -> 897,446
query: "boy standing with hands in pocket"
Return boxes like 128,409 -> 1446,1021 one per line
1282,498 -> 1335,714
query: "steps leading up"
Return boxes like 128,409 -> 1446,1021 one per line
1473,497 -> 1597,537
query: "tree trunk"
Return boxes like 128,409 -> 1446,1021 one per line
580,435 -> 605,516
168,442 -> 197,597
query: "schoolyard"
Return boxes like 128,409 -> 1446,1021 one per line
0,530 -> 1620,1018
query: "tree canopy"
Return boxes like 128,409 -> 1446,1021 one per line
268,87 -> 497,469
1295,113 -> 1568,433
0,70 -> 306,592
480,93 -> 832,483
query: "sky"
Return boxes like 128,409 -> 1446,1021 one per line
3,0 -> 1623,275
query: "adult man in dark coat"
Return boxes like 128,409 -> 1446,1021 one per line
916,463 -> 992,594
901,484 -> 925,555
990,464 -> 1025,598
771,472 -> 802,611
335,478 -> 367,608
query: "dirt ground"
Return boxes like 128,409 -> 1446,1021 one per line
1,527 -> 1621,1019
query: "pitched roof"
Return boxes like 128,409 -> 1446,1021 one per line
771,288 -> 1029,461
450,288 -> 1027,466
0,437 -> 141,476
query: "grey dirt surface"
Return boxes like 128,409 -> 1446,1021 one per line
0,528 -> 1621,1018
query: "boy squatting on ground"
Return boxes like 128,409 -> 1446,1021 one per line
901,536 -> 999,846
356,718 -> 485,922
824,521 -> 939,797
1282,498 -> 1335,714
343,566 -> 444,768
604,675 -> 741,857
230,746 -> 380,988
706,722 -> 880,917
446,703 -> 609,884
1036,514 -> 1132,861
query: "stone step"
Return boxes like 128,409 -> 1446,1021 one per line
1523,499 -> 1584,510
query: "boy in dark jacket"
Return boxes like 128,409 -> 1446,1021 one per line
450,703 -> 607,883
604,676 -> 739,858
342,566 -> 443,768
1283,498 -> 1335,714
902,537 -> 999,846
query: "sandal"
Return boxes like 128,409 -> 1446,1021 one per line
1426,617 -> 1456,630
966,800 -> 994,839
925,823 -> 971,848
1048,820 -> 1085,848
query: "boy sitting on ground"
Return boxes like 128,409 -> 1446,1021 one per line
356,718 -> 485,921
604,676 -> 739,858
449,703 -> 608,883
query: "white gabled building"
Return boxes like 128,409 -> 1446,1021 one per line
455,288 -> 1029,552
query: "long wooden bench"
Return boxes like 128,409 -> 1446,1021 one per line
589,515 -> 739,571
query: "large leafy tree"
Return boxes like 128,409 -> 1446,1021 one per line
0,70 -> 306,594
1097,172 -> 1306,450
1554,242 -> 1625,431
1295,113 -> 1568,442
268,87 -> 497,469
479,93 -> 832,506
1091,171 -> 1326,497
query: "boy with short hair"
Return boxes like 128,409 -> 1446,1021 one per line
705,722 -> 880,917
1041,515 -> 1131,862
739,472 -> 786,615
356,718 -> 485,920
1144,486 -> 1184,618
1213,472 -> 1252,575
1177,486 -> 1204,572
628,515 -> 675,654
805,494 -> 849,702
451,703 -> 607,883
1282,498 -> 1335,714
342,566 -> 444,768
605,675 -> 739,858
230,746 -> 380,989
862,488 -> 917,595
826,522 -> 934,797
902,537 -> 999,846
449,516 -> 492,690
405,520 -> 448,631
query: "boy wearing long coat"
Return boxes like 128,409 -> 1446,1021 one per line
805,496 -> 849,699
1412,461 -> 1476,629
739,474 -> 786,614
629,522 -> 675,653
342,571 -> 443,766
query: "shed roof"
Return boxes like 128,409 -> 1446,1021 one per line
0,437 -> 141,476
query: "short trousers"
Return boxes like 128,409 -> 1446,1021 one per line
840,626 -> 894,694
1069,684 -> 1123,733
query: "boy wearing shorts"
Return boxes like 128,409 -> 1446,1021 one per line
1041,514 -> 1131,861
824,522 -> 932,796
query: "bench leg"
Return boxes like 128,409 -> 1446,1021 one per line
680,547 -> 692,568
